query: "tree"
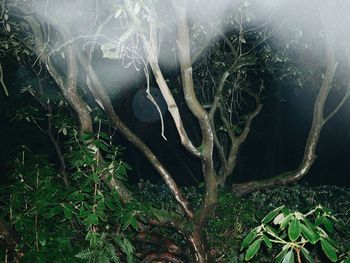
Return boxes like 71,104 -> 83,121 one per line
0,0 -> 349,262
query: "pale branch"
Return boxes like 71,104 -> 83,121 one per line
65,46 -> 93,134
78,53 -> 194,220
0,62 -> 9,96
87,12 -> 114,62
48,39 -> 133,202
172,2 -> 217,261
218,88 -> 262,186
323,82 -> 350,124
172,1 -> 214,151
209,71 -> 230,169
237,88 -> 263,144
232,44 -> 339,197
122,0 -> 201,157
143,65 -> 167,140
144,18 -> 200,157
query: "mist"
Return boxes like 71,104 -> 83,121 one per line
8,0 -> 349,125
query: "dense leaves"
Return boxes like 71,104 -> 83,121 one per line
0,133 -> 144,262
241,204 -> 345,262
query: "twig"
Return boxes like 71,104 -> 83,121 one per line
0,62 -> 9,96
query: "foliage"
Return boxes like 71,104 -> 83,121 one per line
241,205 -> 342,262
204,184 -> 350,262
206,192 -> 264,262
1,0 -> 350,262
0,148 -> 78,262
0,130 -> 146,262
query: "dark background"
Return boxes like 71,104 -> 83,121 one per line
1,59 -> 349,187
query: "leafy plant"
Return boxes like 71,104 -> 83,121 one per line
241,205 -> 347,262
0,130 -> 145,262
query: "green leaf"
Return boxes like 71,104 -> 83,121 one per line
91,213 -> 99,225
92,173 -> 100,184
47,206 -> 62,218
63,205 -> 73,219
262,233 -> 272,248
325,236 -> 339,248
244,239 -> 261,261
300,223 -> 319,244
275,248 -> 288,263
96,210 -> 107,222
265,225 -> 278,238
117,165 -> 126,177
241,230 -> 257,250
262,206 -> 283,224
322,216 -> 334,232
105,198 -> 117,210
288,219 -> 301,241
300,247 -> 314,263
130,216 -> 138,230
282,207 -> 292,216
303,217 -> 316,232
321,238 -> 338,262
280,214 -> 294,229
282,250 -> 295,263
121,212 -> 133,230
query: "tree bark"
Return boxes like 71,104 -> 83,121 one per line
78,53 -> 194,219
171,1 -> 218,261
232,32 -> 342,197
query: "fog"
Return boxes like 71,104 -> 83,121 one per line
12,0 -> 350,104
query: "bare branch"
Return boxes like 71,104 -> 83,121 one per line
232,41 -> 338,197
144,12 -> 201,158
209,71 -> 230,168
218,87 -> 263,186
0,62 -> 9,96
324,83 -> 350,124
79,53 -> 194,219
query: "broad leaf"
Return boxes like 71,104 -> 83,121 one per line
275,248 -> 288,263
300,223 -> 319,244
241,230 -> 257,250
265,225 -> 279,237
282,250 -> 295,263
244,239 -> 261,261
321,238 -> 338,262
274,213 -> 285,225
262,233 -> 273,248
280,214 -> 294,229
322,216 -> 334,232
262,206 -> 283,224
288,219 -> 301,241
300,247 -> 314,263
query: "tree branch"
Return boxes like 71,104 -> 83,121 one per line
218,88 -> 262,186
78,53 -> 194,220
324,83 -> 350,124
172,1 -> 218,261
144,17 -> 201,158
0,62 -> 9,96
209,71 -> 230,168
232,42 -> 338,197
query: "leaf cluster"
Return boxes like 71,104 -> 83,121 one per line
241,205 -> 348,263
